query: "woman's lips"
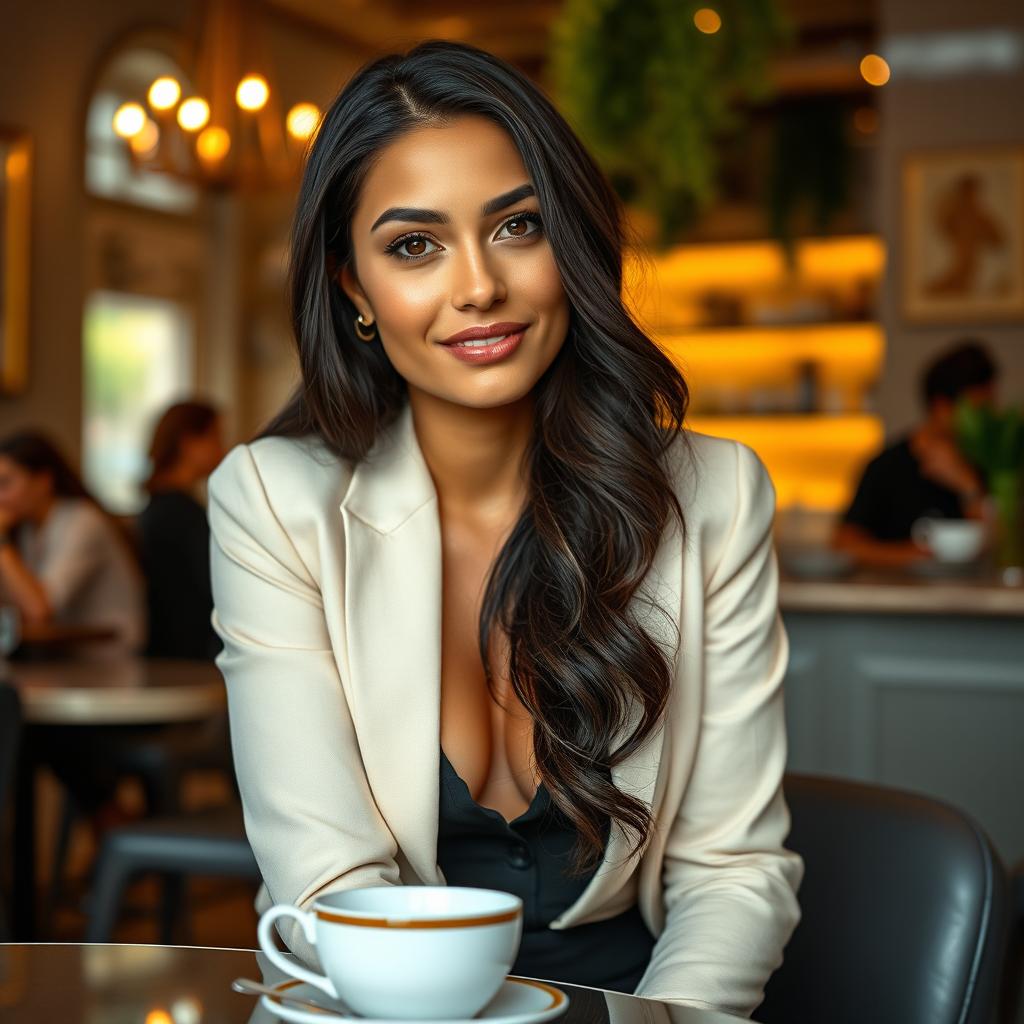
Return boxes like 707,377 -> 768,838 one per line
439,328 -> 526,365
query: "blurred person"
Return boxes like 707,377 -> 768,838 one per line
832,339 -> 996,568
0,430 -> 145,655
207,40 -> 802,1014
138,400 -> 225,660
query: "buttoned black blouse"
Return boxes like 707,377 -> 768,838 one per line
436,749 -> 655,992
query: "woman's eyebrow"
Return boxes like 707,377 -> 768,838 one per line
370,183 -> 535,233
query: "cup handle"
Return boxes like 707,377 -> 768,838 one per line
257,903 -> 339,1000
911,519 -> 930,549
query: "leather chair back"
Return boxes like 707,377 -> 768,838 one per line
756,773 -> 1009,1024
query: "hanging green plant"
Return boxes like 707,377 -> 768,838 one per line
547,0 -> 791,249
766,96 -> 853,260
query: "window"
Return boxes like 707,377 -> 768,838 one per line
85,46 -> 198,213
82,291 -> 194,513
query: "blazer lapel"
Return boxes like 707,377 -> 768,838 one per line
340,403 -> 683,915
340,403 -> 445,885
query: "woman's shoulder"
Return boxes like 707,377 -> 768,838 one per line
208,432 -> 355,530
52,496 -> 109,536
662,427 -> 777,558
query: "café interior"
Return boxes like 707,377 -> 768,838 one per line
1,0 -> 1023,1021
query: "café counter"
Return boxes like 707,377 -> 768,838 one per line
778,565 -> 1024,869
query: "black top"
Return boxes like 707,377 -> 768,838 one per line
436,749 -> 655,993
137,489 -> 222,660
841,434 -> 967,542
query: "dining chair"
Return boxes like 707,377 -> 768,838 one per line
754,773 -> 1010,1024
0,682 -> 23,940
43,709 -> 236,934
1000,858 -> 1024,1024
83,801 -> 259,944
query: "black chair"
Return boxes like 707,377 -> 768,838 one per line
42,710 -> 235,933
0,683 -> 23,940
1000,859 -> 1024,1024
755,773 -> 1010,1024
84,801 -> 260,943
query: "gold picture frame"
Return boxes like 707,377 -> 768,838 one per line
1,128 -> 31,394
902,146 -> 1024,323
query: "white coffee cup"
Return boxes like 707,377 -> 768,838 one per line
911,517 -> 986,563
257,886 -> 523,1019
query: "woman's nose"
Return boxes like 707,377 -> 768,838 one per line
450,246 -> 506,309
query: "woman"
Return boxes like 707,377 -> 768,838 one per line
139,400 -> 225,660
209,40 -> 802,1016
0,431 -> 144,657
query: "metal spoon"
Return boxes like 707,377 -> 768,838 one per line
231,976 -> 361,1017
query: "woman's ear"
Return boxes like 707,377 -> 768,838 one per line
338,262 -> 371,318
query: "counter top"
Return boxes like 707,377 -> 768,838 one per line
779,566 -> 1024,617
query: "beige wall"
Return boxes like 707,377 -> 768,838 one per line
877,0 -> 1024,436
0,0 -> 367,457
0,0 -> 192,457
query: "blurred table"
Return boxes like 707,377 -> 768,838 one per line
779,564 -> 1024,617
0,943 -> 750,1023
16,621 -> 119,652
1,658 -> 226,940
6,657 -> 226,725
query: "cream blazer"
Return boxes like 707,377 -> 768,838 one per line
207,401 -> 804,1018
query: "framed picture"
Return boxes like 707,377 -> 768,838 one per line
902,146 -> 1024,323
1,129 -> 31,394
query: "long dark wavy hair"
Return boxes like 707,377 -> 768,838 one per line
259,39 -> 691,873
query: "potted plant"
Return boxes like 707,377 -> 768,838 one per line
954,398 -> 1024,571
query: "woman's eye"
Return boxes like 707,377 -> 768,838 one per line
386,235 -> 440,260
384,211 -> 543,262
497,213 -> 543,240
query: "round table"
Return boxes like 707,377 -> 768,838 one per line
6,657 -> 226,725
1,658 -> 226,940
0,943 -> 749,1023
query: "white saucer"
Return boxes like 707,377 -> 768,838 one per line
259,976 -> 570,1024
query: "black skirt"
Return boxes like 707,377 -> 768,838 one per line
435,749 -> 655,993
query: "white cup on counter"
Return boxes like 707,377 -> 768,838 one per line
911,517 -> 987,564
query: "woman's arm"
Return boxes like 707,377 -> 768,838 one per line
0,505 -> 112,625
634,442 -> 804,1017
208,443 -> 402,967
0,537 -> 51,623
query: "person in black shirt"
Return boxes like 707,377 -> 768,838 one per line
138,400 -> 226,659
833,340 -> 997,568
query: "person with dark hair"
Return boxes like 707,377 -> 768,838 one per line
833,339 -> 997,568
138,400 -> 225,659
208,40 -> 801,1014
0,430 -> 145,656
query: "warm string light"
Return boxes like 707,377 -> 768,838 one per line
113,102 -> 146,138
286,102 -> 321,140
196,125 -> 231,162
860,54 -> 891,86
129,119 -> 160,157
694,8 -> 722,34
110,29 -> 321,184
147,76 -> 181,111
177,97 -> 211,131
236,74 -> 269,111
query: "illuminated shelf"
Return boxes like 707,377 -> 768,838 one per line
630,234 -> 888,513
685,414 -> 884,511
657,322 -> 883,393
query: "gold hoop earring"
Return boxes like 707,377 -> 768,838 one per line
354,313 -> 377,342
